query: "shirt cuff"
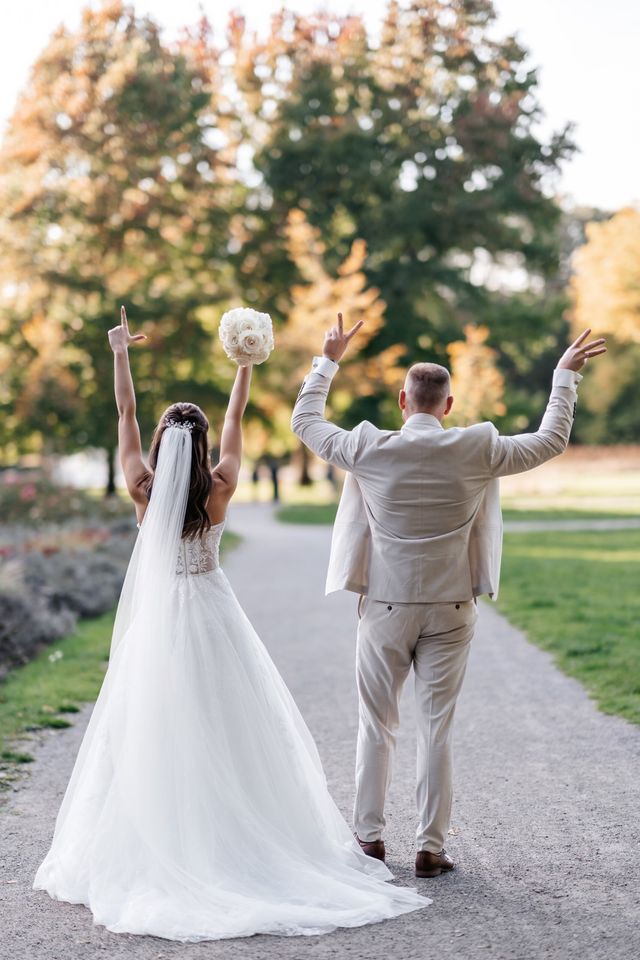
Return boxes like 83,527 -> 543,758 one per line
311,356 -> 340,379
552,368 -> 583,389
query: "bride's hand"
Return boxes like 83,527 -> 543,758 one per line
108,306 -> 147,353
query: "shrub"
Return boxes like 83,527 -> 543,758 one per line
0,590 -> 76,680
0,518 -> 136,677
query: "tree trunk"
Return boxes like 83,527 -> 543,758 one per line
105,446 -> 116,497
299,442 -> 313,486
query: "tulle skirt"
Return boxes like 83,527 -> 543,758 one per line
34,567 -> 429,940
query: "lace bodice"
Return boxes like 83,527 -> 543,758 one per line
135,519 -> 225,578
175,522 -> 225,576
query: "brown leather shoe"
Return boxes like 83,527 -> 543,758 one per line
355,835 -> 386,862
415,849 -> 455,878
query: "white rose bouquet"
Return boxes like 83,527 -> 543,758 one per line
218,307 -> 275,366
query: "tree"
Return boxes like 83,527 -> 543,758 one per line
280,210 -> 403,400
571,208 -> 640,344
250,208 -> 404,481
0,3 -> 238,489
447,324 -> 505,425
569,207 -> 640,442
0,0 -> 583,479
227,0 -> 573,429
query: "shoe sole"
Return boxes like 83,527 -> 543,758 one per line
415,865 -> 454,878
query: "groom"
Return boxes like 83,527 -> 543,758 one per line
291,316 -> 606,878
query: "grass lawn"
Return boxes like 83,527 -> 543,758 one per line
276,502 -> 639,724
0,611 -> 114,783
498,529 -> 640,725
276,502 -> 633,526
277,502 -> 339,524
0,531 -> 239,787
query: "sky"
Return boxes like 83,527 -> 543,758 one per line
0,0 -> 638,212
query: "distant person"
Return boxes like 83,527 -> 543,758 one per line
266,456 -> 281,502
33,308 -> 428,941
292,314 -> 606,878
251,456 -> 282,502
251,460 -> 261,499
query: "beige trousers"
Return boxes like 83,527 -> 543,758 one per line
353,597 -> 477,853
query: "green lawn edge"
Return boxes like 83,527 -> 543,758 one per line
276,503 -> 635,526
0,611 -> 114,785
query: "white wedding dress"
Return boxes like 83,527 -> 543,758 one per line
34,427 -> 429,941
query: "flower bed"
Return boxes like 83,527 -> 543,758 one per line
0,473 -> 136,679
0,470 -> 130,526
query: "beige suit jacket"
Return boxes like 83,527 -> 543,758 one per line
291,358 -> 581,603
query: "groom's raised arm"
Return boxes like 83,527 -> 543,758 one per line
291,356 -> 362,471
291,313 -> 364,471
487,329 -> 606,477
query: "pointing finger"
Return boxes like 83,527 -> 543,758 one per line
345,319 -> 365,341
337,312 -> 343,337
572,328 -> 591,347
121,305 -> 128,330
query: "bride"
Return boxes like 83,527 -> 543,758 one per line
33,308 -> 429,941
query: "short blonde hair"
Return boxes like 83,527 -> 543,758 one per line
405,363 -> 451,411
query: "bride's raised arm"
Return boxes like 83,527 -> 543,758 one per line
108,306 -> 149,513
212,365 -> 253,502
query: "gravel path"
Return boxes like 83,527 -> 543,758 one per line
1,503 -> 639,960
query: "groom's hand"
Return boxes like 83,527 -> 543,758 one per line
557,328 -> 607,372
323,312 -> 364,363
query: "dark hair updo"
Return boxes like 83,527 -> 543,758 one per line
146,402 -> 212,539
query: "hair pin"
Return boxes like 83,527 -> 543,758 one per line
165,418 -> 195,432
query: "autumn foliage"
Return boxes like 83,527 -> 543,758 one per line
1,0 -> 630,481
569,208 -> 640,442
447,325 -> 506,426
571,208 -> 640,345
